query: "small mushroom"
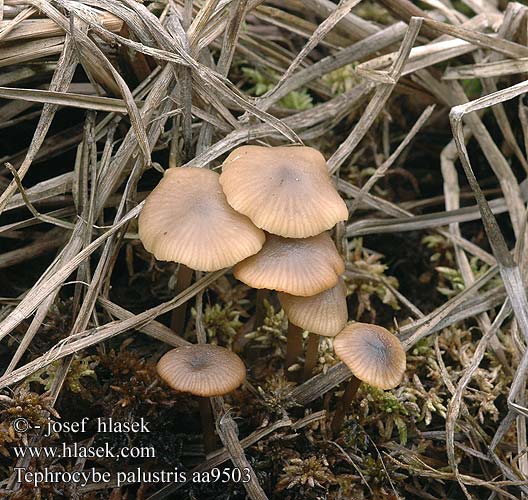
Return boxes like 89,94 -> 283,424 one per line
139,167 -> 265,272
331,322 -> 406,434
333,322 -> 406,389
234,233 -> 344,297
278,278 -> 348,337
139,167 -> 265,334
278,279 -> 348,380
157,344 -> 246,396
219,145 -> 348,238
157,344 -> 246,453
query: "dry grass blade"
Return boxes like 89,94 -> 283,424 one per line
346,197 -> 522,237
211,397 -> 268,500
0,87 -> 129,113
444,58 -> 528,79
328,17 -> 423,174
449,79 -> 528,497
99,298 -> 190,347
0,6 -> 36,42
271,0 -> 361,93
255,22 -> 406,112
0,203 -> 143,344
348,104 -> 435,217
0,11 -> 122,42
423,16 -> 528,58
0,269 -> 225,388
0,33 -> 77,214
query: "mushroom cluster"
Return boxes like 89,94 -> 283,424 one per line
220,145 -> 348,380
138,145 -> 407,449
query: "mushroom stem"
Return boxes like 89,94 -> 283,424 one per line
302,333 -> 320,381
285,323 -> 303,380
170,264 -> 194,334
254,289 -> 268,328
198,396 -> 217,455
331,376 -> 361,435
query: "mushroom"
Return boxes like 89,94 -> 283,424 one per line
139,167 -> 265,271
278,278 -> 348,380
157,344 -> 246,453
331,322 -> 406,434
219,145 -> 348,238
234,232 -> 344,297
138,167 -> 265,334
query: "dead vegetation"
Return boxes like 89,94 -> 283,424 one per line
2,0 -> 528,498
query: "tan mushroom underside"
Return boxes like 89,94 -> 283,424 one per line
220,145 -> 348,238
333,322 -> 406,390
157,344 -> 246,397
138,167 -> 265,271
234,232 -> 344,296
278,278 -> 348,336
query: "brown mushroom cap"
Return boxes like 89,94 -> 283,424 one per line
234,232 -> 344,296
157,344 -> 246,397
333,323 -> 406,390
278,278 -> 348,336
219,146 -> 348,238
138,167 -> 265,271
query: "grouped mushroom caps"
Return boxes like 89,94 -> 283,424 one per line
139,147 -> 405,444
138,167 -> 265,271
219,145 -> 348,238
233,232 -> 345,297
157,344 -> 246,397
278,278 -> 348,337
333,322 -> 406,390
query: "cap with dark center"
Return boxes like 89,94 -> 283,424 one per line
333,323 -> 406,390
219,145 -> 348,238
278,278 -> 348,337
234,232 -> 344,296
138,167 -> 265,271
157,344 -> 246,397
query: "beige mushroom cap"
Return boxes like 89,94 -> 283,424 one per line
234,232 -> 344,296
157,344 -> 246,397
333,323 -> 406,390
278,278 -> 348,336
138,167 -> 265,271
219,146 -> 348,238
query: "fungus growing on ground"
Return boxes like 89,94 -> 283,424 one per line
278,278 -> 348,380
331,322 -> 406,433
233,233 -> 344,297
139,167 -> 265,271
157,344 -> 246,453
138,167 -> 265,333
219,145 -> 348,238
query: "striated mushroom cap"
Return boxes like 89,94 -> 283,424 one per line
138,167 -> 265,271
234,232 -> 344,297
219,146 -> 348,238
157,344 -> 246,397
333,322 -> 406,390
278,278 -> 348,337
